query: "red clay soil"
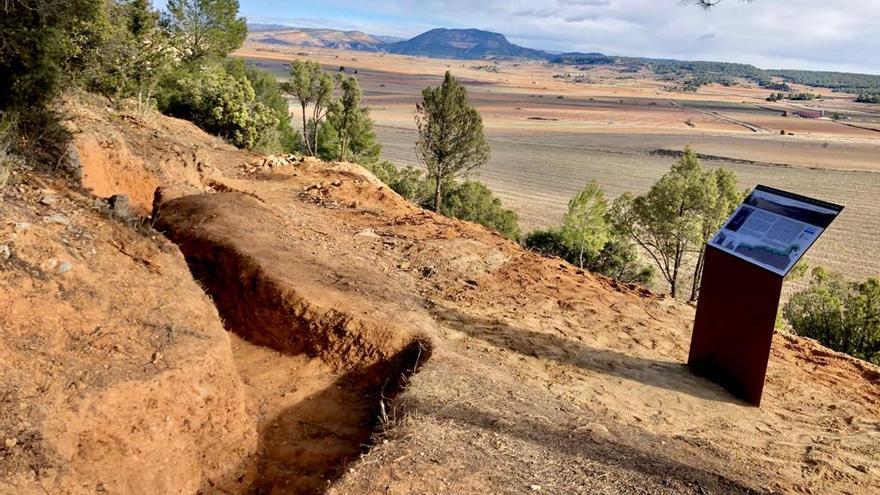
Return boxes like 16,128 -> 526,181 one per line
2,94 -> 878,494
0,176 -> 256,494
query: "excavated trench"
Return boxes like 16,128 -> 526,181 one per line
155,198 -> 430,494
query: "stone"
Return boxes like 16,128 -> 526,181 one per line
108,194 -> 131,219
58,261 -> 72,274
45,214 -> 70,225
0,244 -> 10,262
355,228 -> 380,238
40,195 -> 57,206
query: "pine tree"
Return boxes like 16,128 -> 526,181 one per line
561,180 -> 610,269
415,71 -> 489,211
163,0 -> 247,62
320,75 -> 380,163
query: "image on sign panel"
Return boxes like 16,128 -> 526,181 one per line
709,186 -> 842,276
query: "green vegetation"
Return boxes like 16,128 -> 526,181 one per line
1,0 -> 300,157
415,71 -> 490,211
856,93 -> 880,104
766,92 -> 817,102
561,181 -> 610,269
524,181 -> 654,285
283,60 -> 335,156
0,0 -> 103,163
365,161 -> 520,240
318,75 -> 381,163
239,63 -> 304,153
83,0 -> 172,108
158,60 -> 278,149
618,56 -> 880,95
767,69 -> 880,95
784,268 -> 880,365
162,0 -> 247,63
439,181 -> 521,240
610,147 -> 742,300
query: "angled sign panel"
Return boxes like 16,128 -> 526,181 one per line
709,185 -> 844,276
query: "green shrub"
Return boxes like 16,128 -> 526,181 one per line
234,61 -> 303,153
158,61 -> 278,149
365,161 -> 520,240
438,180 -> 520,241
523,228 -> 653,285
783,268 -> 880,365
1,0 -> 102,166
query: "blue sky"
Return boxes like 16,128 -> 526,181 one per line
160,1 -> 880,74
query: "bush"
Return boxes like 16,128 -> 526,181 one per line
234,61 -> 303,153
783,268 -> 880,365
523,228 -> 653,285
365,161 -> 432,203
157,61 -> 279,149
1,0 -> 102,166
438,181 -> 520,240
365,161 -> 520,240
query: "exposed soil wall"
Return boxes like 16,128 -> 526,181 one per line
155,191 -> 431,493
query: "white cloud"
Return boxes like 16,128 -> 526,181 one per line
249,0 -> 880,73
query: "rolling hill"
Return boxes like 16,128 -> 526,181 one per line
247,26 -> 391,51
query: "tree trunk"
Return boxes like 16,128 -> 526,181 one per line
690,249 -> 705,302
301,103 -> 312,156
670,279 -> 677,299
433,177 -> 442,212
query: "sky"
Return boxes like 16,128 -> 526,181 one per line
208,1 -> 880,74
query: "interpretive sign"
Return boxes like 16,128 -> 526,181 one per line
688,185 -> 842,406
709,185 -> 843,276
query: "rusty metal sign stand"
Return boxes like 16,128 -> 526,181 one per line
687,185 -> 843,406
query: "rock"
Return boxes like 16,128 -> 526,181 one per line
530,485 -> 542,491
0,244 -> 10,262
14,222 -> 31,233
579,422 -> 612,442
108,194 -> 131,219
58,261 -> 72,274
4,437 -> 17,449
40,195 -> 57,206
355,228 -> 380,238
45,214 -> 70,225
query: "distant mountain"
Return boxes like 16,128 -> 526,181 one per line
373,34 -> 406,44
385,28 -> 550,60
247,27 -> 389,52
245,25 -> 613,64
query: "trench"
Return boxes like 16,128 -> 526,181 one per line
159,220 -> 430,494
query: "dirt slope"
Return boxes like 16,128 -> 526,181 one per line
2,94 -> 878,494
0,176 -> 256,493
174,157 -> 878,495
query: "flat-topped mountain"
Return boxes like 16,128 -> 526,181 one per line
385,27 -> 550,60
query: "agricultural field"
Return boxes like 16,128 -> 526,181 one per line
236,42 -> 880,282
